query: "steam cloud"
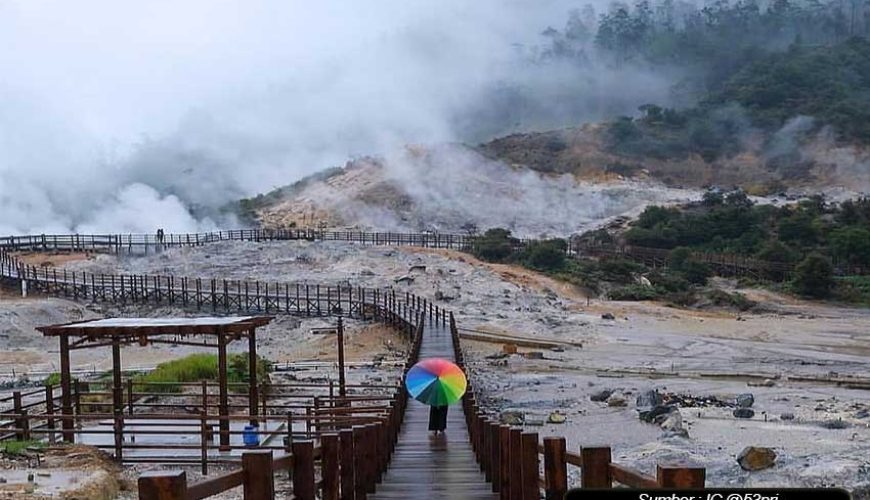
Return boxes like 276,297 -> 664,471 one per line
0,0 -> 681,234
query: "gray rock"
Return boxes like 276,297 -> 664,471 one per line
606,393 -> 627,407
500,411 -> 524,425
821,419 -> 850,429
590,390 -> 613,402
737,446 -> 777,471
733,408 -> 755,419
548,412 -> 567,424
636,389 -> 663,408
639,405 -> 675,423
736,393 -> 755,408
854,409 -> 870,419
601,313 -> 616,320
780,412 -> 795,421
660,411 -> 689,438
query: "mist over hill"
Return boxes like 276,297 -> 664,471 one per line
2,0 -> 869,234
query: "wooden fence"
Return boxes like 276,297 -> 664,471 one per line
1,227 -> 831,283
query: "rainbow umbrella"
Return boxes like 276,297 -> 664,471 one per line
405,358 -> 467,406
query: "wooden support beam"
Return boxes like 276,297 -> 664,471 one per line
321,433 -> 340,500
248,327 -> 259,426
218,331 -> 230,450
581,446 -> 612,488
138,470 -> 187,500
59,335 -> 74,443
656,465 -> 706,488
242,450 -> 274,500
293,440 -> 316,500
543,437 -> 567,500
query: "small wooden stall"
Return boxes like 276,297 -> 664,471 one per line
37,316 -> 273,452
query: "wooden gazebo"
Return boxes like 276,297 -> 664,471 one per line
37,316 -> 273,450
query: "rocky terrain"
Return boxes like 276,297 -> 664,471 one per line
244,144 -> 700,237
23,240 -> 863,494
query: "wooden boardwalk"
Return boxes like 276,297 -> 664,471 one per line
371,321 -> 496,500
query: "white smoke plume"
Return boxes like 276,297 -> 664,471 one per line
0,0 -> 680,234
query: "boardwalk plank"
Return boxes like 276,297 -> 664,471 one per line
371,320 -> 496,500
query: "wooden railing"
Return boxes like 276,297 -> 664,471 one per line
137,310 -> 426,500
449,312 -> 706,498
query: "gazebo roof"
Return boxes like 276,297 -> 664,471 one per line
38,316 -> 273,337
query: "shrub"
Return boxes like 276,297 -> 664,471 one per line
647,270 -> 691,293
706,289 -> 756,311
791,253 -> 835,298
135,353 -> 273,394
471,228 -> 517,262
520,239 -> 567,271
608,285 -> 660,301
599,259 -> 647,284
44,373 -> 60,387
681,261 -> 712,285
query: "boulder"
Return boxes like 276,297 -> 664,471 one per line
606,393 -> 627,407
500,411 -> 524,425
548,412 -> 567,424
733,408 -> 755,419
636,390 -> 663,408
660,411 -> 689,438
601,313 -> 616,320
737,446 -> 777,471
639,405 -> 675,423
736,393 -> 755,408
780,412 -> 795,421
590,390 -> 613,402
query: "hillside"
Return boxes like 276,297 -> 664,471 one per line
241,144 -> 697,237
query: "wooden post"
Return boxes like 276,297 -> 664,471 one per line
543,437 -> 567,500
490,422 -> 501,493
292,440 -> 316,500
242,450 -> 275,500
656,465 -> 706,488
138,470 -> 187,500
509,428 -> 522,500
59,335 -> 74,442
217,331 -> 230,450
337,317 -> 347,397
127,378 -> 134,415
353,426 -> 367,500
580,446 -> 612,488
322,433 -> 340,500
521,432 -> 539,500
248,327 -> 259,426
12,392 -> 24,440
111,336 -> 124,461
45,385 -> 55,444
340,428 -> 356,500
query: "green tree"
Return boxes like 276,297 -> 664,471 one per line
791,253 -> 835,297
829,227 -> 870,266
521,239 -> 567,271
471,228 -> 517,262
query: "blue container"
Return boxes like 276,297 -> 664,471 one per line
243,425 -> 259,446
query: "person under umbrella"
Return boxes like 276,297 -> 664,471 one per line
429,405 -> 448,435
405,358 -> 467,436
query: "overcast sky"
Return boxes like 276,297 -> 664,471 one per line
0,0 -> 674,233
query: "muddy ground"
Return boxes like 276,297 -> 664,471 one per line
3,240 -> 870,494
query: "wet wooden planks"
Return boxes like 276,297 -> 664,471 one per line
370,321 -> 496,500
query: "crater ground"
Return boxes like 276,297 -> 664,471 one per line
2,240 -> 870,494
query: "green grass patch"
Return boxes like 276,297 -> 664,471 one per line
0,440 -> 46,456
134,353 -> 273,394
